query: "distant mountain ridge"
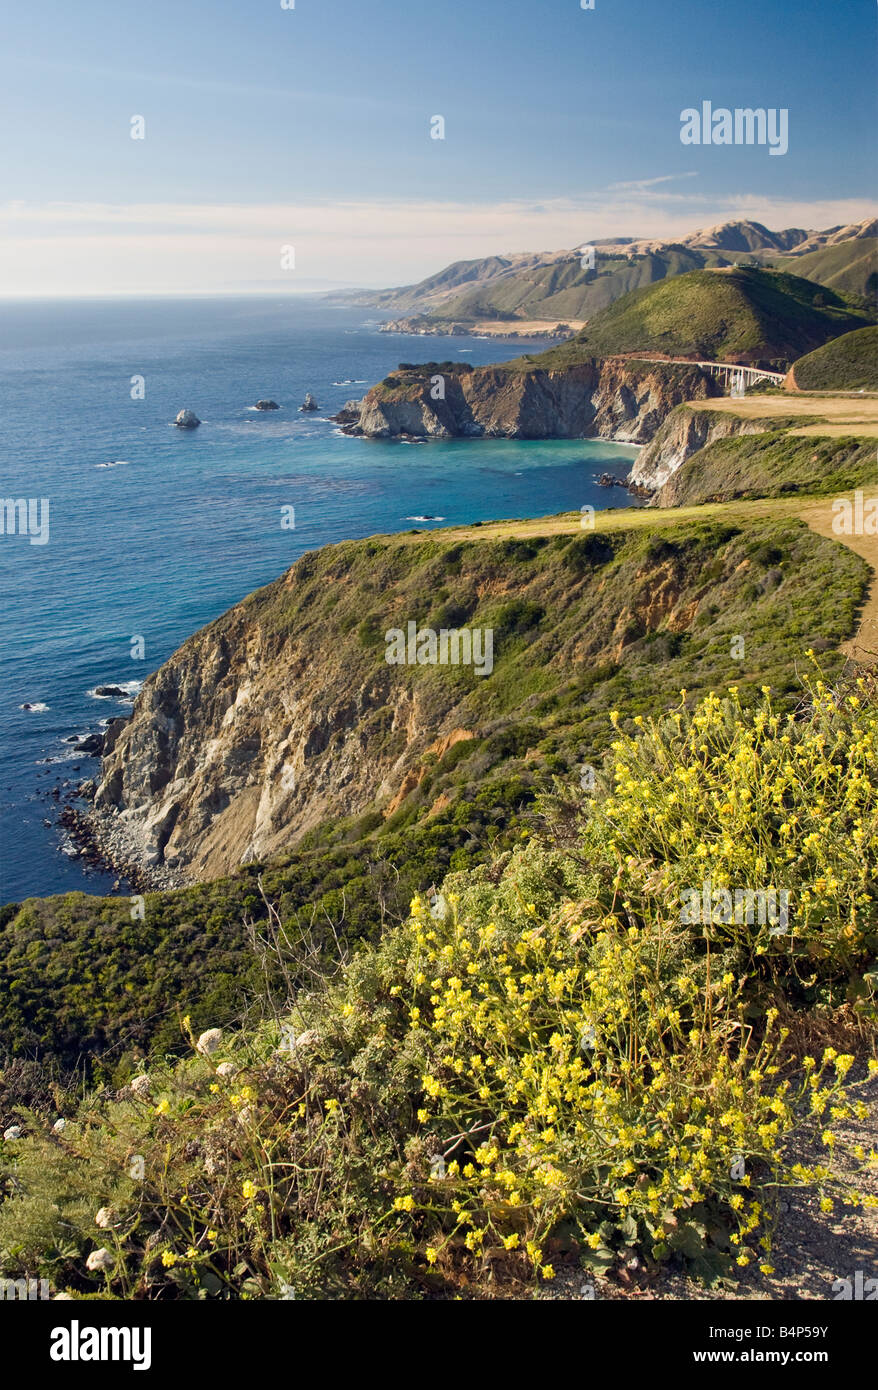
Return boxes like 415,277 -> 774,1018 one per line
341,218 -> 877,329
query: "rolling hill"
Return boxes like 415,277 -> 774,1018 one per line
788,325 -> 878,390
766,239 -> 877,303
344,218 -> 876,333
556,266 -> 875,368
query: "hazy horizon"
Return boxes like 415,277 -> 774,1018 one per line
1,0 -> 875,297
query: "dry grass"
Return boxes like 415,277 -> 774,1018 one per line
693,392 -> 878,439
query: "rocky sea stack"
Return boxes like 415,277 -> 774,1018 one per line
254,399 -> 280,411
174,409 -> 201,429
299,392 -> 319,412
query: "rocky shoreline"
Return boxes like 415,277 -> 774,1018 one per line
595,471 -> 654,498
61,803 -> 186,894
35,699 -> 187,895
380,315 -> 577,341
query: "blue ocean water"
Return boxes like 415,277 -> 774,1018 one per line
0,296 -> 641,902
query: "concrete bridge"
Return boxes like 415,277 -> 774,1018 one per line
628,356 -> 786,394
694,361 -> 786,391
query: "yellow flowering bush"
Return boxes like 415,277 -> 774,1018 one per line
387,866 -> 868,1280
594,672 -> 878,1009
1,673 -> 874,1298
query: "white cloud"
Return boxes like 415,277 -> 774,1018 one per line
608,173 -> 700,191
0,194 -> 874,297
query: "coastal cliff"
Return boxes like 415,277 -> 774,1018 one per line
630,406 -> 767,492
88,515 -> 865,885
344,357 -> 719,443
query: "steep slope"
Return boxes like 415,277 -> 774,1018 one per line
1,508 -> 868,1069
344,249 -> 577,313
655,430 -> 877,506
89,515 -> 865,886
787,326 -> 878,391
633,393 -> 878,497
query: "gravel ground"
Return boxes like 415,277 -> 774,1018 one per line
539,1070 -> 877,1302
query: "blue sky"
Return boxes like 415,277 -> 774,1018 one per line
0,0 -> 875,294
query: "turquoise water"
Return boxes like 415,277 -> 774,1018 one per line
0,296 -> 641,901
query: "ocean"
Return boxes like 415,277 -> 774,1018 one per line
0,295 -> 641,902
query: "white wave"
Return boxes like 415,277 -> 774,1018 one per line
404,516 -> 446,523
95,460 -> 130,469
19,701 -> 49,712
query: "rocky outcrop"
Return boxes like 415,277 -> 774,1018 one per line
344,358 -> 719,444
334,399 -> 364,427
630,406 -> 767,493
90,559 -> 491,882
255,400 -> 280,411
175,409 -> 201,429
86,516 -> 821,885
300,393 -> 319,412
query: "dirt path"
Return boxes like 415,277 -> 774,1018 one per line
797,494 -> 878,664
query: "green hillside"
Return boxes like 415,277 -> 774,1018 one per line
657,427 -> 877,506
790,326 -> 878,390
559,267 -> 873,368
361,227 -> 874,331
2,663 -> 876,1300
770,238 -> 877,304
0,513 -> 867,1074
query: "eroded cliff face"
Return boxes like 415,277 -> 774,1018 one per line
90,522 -> 743,885
630,406 -> 767,493
348,358 -> 719,444
93,581 -> 454,882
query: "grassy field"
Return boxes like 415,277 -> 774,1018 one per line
408,491 -> 861,542
683,392 -> 878,438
